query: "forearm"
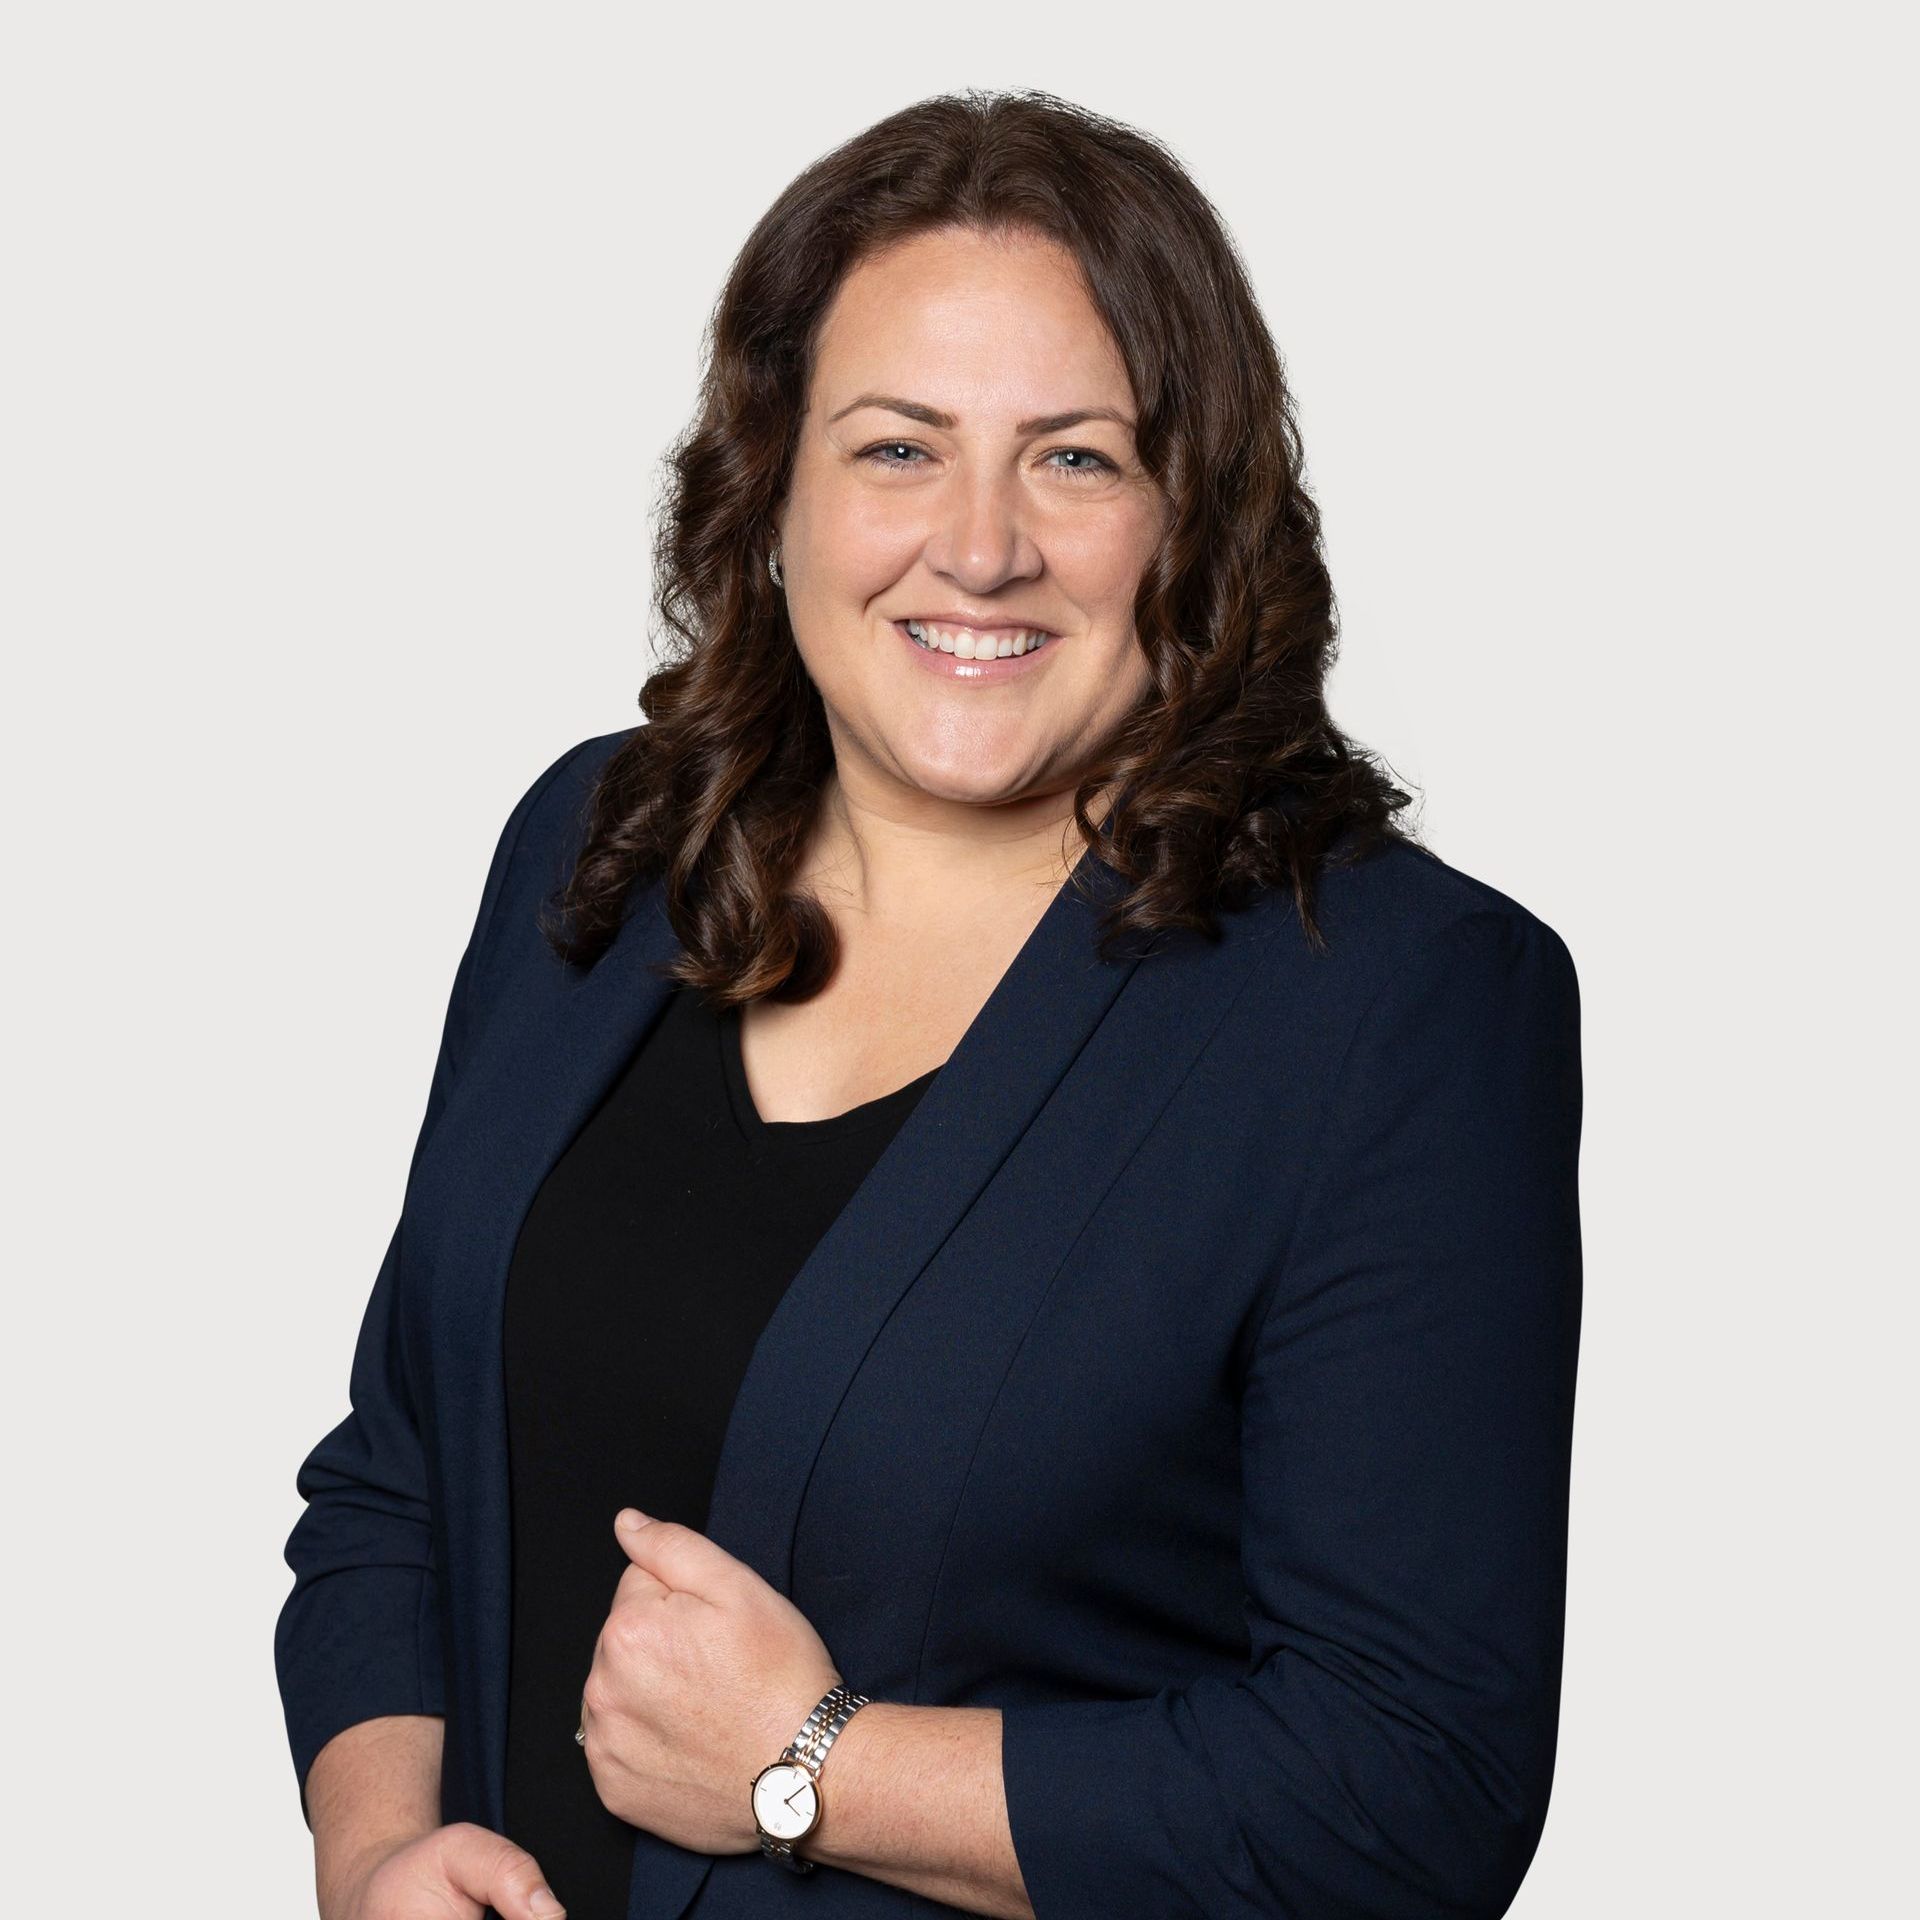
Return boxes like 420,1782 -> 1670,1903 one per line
307,1714 -> 445,1917
804,1702 -> 1032,1919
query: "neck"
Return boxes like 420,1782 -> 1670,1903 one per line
798,764 -> 1112,925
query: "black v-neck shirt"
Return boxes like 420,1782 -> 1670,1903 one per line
497,982 -> 939,1919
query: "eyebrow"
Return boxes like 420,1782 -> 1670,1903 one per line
826,393 -> 1136,437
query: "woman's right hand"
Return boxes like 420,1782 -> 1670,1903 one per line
327,1823 -> 566,1920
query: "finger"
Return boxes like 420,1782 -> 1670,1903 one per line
614,1507 -> 742,1594
436,1822 -> 567,1919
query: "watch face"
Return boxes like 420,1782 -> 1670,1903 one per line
752,1761 -> 819,1841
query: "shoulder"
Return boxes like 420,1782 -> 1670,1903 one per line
466,722 -> 640,961
1323,835 -> 1571,970
1235,835 -> 1579,1050
501,723 -> 639,856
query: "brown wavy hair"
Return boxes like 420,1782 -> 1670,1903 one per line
546,87 -> 1415,1000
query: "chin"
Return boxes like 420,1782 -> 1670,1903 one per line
896,760 -> 1037,807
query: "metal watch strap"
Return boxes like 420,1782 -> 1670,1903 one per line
791,1681 -> 869,1771
757,1682 -> 871,1872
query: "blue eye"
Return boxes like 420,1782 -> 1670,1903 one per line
862,442 -> 927,468
1046,448 -> 1114,477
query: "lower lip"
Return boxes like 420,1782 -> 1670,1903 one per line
893,620 -> 1060,681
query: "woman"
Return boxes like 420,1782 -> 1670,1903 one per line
275,89 -> 1583,1920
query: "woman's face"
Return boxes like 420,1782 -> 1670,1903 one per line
774,224 -> 1165,818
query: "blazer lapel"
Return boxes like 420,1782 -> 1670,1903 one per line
703,844 -> 1146,1594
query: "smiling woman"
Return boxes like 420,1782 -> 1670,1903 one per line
275,86 -> 1581,1920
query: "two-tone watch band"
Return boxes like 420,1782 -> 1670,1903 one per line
791,1681 -> 869,1774
755,1681 -> 871,1872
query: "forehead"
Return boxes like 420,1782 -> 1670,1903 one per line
809,226 -> 1136,423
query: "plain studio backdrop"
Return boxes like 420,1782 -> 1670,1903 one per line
2,5 -> 1910,1913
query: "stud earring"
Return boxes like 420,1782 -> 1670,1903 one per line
768,547 -> 783,588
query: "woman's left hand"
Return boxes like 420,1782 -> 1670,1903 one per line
580,1507 -> 843,1853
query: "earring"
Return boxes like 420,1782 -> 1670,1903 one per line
768,547 -> 783,588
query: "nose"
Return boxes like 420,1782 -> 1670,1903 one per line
923,461 -> 1043,595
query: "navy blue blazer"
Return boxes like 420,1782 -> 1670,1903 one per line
275,725 -> 1582,1920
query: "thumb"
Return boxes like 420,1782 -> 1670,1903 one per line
435,1822 -> 567,1919
615,1506 -> 744,1595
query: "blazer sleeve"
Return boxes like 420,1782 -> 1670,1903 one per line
271,736 -> 597,1830
998,904 -> 1583,1920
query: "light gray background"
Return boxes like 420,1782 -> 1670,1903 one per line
3,5 -> 1910,1913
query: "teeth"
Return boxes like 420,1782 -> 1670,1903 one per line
904,620 -> 1052,657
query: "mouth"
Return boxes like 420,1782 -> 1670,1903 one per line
898,618 -> 1058,659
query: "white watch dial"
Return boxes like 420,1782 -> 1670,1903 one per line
753,1762 -> 819,1841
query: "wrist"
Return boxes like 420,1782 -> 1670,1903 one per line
317,1823 -> 433,1919
751,1681 -> 873,1872
796,1697 -> 895,1870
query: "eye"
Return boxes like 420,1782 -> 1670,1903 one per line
1044,447 -> 1116,478
859,441 -> 930,469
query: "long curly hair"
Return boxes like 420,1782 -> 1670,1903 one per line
546,88 -> 1416,1000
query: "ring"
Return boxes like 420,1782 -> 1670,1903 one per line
576,1691 -> 587,1746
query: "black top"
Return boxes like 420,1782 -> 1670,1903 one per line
498,982 -> 939,1919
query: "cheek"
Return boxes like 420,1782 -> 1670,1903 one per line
796,472 -> 923,594
1080,633 -> 1154,718
1047,500 -> 1163,615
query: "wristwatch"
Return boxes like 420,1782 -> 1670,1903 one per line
750,1681 -> 871,1872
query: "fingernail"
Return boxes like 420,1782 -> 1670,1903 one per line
617,1508 -> 649,1529
530,1889 -> 564,1917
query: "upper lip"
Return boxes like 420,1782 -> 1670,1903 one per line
898,611 -> 1060,636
